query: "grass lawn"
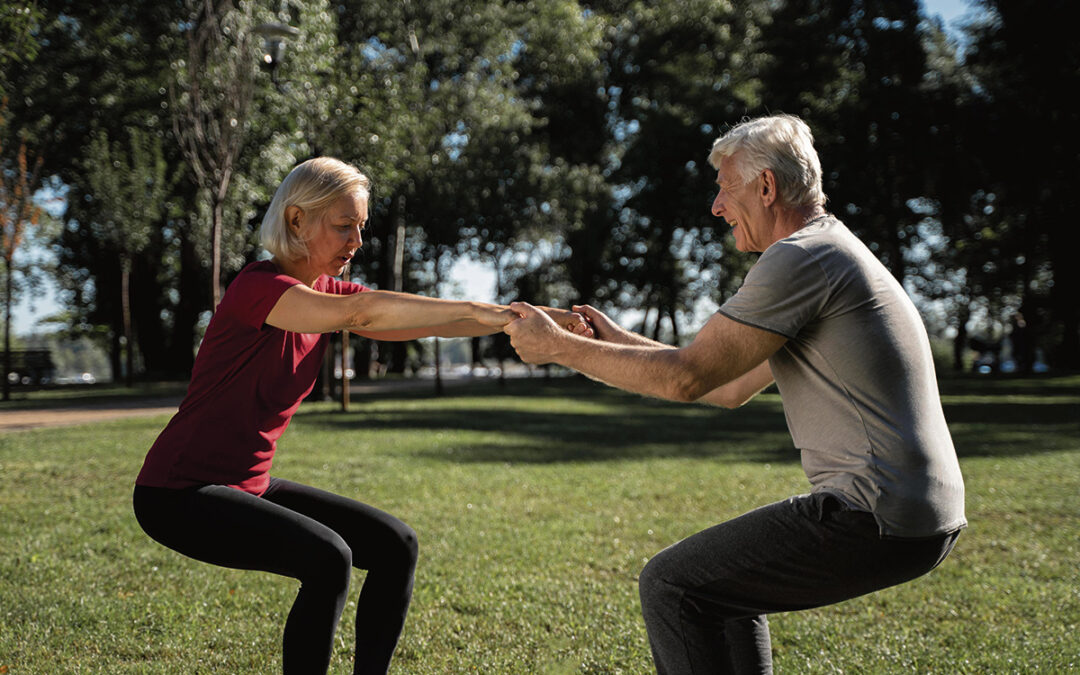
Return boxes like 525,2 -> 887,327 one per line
1,374 -> 1078,673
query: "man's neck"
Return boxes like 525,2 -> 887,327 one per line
774,205 -> 827,240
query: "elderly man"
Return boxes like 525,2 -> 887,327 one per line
505,114 -> 966,674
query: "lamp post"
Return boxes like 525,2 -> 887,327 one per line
254,22 -> 300,89
254,21 -> 352,411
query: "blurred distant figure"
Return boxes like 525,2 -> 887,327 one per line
1010,312 -> 1032,374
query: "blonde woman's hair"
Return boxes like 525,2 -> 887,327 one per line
260,157 -> 371,261
708,114 -> 826,208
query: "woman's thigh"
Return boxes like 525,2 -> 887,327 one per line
261,478 -> 417,571
133,484 -> 351,582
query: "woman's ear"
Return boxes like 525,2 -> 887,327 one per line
284,205 -> 304,233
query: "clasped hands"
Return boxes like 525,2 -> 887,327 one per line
478,302 -> 614,365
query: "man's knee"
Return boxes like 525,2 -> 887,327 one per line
638,548 -> 682,613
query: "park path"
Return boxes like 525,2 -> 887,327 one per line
0,396 -> 184,433
0,376 -> 500,433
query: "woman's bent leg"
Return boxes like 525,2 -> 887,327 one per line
262,478 -> 418,675
133,484 -> 353,674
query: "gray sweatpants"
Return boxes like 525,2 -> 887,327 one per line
638,492 -> 960,674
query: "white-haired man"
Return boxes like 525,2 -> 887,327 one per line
505,114 -> 966,673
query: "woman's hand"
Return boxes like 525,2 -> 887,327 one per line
471,302 -> 521,329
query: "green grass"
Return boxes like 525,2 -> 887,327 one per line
1,374 -> 1078,673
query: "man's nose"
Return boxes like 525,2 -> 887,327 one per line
711,191 -> 724,217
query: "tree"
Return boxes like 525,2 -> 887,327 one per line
0,114 -> 44,400
962,0 -> 1080,369
6,1 -> 207,378
170,0 -> 263,311
83,127 -> 171,385
0,0 -> 43,98
603,0 -> 766,341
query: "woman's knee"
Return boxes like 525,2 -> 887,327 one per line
392,522 -> 419,571
302,534 -> 353,589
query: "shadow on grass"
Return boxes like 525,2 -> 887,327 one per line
938,373 -> 1080,459
299,377 -> 797,464
296,374 -> 1080,464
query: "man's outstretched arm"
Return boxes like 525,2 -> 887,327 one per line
504,302 -> 786,403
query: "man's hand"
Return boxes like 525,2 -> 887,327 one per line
542,306 -> 595,338
570,304 -> 624,342
505,302 -> 574,364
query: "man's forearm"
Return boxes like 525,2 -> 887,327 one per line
554,334 -> 709,402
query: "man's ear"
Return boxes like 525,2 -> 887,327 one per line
284,205 -> 304,233
759,170 -> 778,207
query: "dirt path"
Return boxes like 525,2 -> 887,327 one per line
0,396 -> 183,433
0,376 -> 499,433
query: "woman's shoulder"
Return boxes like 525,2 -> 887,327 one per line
217,261 -> 304,322
315,274 -> 370,296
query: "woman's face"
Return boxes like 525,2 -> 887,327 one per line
300,191 -> 368,279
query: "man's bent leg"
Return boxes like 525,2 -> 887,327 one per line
638,493 -> 958,674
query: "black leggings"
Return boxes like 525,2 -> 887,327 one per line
133,478 -> 418,675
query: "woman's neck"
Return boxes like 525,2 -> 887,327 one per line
271,257 -> 319,287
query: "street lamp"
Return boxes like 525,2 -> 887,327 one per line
253,20 -> 352,410
254,22 -> 300,87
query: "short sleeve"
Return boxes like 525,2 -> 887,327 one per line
718,242 -> 829,339
217,263 -> 304,329
318,275 -> 371,296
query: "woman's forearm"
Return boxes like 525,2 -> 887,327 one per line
347,290 -> 508,333
355,319 -> 504,342
265,285 -> 511,335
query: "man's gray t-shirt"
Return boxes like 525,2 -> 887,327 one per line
719,216 -> 966,537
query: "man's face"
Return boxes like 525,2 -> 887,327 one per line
711,154 -> 765,252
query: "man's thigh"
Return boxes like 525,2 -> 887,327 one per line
646,493 -> 955,618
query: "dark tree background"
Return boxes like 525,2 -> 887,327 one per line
2,0 -> 1076,382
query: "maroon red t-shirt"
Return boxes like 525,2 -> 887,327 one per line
136,261 -> 368,495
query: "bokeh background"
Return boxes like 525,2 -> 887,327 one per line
2,0 -> 1076,393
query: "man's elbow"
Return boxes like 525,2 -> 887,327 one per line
703,392 -> 746,409
667,372 -> 713,403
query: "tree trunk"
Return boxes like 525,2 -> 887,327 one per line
121,256 -> 134,387
667,304 -> 680,345
211,197 -> 224,311
433,337 -> 443,395
2,259 -> 12,401
341,263 -> 351,411
387,193 -> 408,374
953,305 -> 970,372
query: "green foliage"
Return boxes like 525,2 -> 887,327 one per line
0,1 -> 43,97
5,0 -> 1079,374
0,375 -> 1078,671
83,127 -> 169,256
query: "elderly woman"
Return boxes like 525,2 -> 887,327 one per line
134,157 -> 589,674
